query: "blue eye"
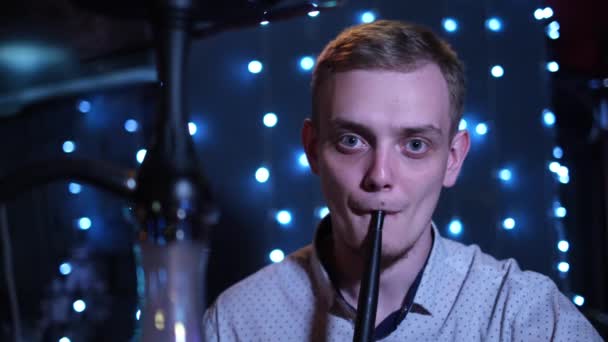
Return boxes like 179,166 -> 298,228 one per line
339,135 -> 362,148
405,139 -> 429,153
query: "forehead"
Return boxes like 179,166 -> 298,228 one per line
318,65 -> 452,135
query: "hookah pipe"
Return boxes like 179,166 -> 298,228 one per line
0,1 -> 346,341
353,210 -> 385,342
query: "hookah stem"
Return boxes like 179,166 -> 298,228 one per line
353,210 -> 385,342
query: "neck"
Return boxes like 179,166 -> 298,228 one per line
328,224 -> 433,326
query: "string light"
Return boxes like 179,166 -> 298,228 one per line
299,56 -> 315,71
298,152 -> 309,168
442,18 -> 458,33
543,109 -> 556,126
557,261 -> 570,273
485,17 -> 503,32
546,61 -> 559,72
77,100 -> 91,113
188,122 -> 197,136
136,149 -> 147,164
68,182 -> 82,194
448,219 -> 463,236
491,65 -> 504,78
77,217 -> 92,230
308,10 -> 320,18
59,262 -> 72,275
59,337 -> 71,342
552,147 -> 563,159
269,249 -> 285,263
263,112 -> 278,127
73,299 -> 86,313
248,60 -> 263,74
459,118 -> 467,130
557,240 -> 570,252
124,119 -> 138,133
475,123 -> 489,135
502,217 -> 516,230
62,141 -> 76,153
255,167 -> 270,183
316,206 -> 329,219
498,168 -> 513,182
573,295 -> 585,306
360,11 -> 376,24
276,210 -> 292,225
260,20 -> 269,26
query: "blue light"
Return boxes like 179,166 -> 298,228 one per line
557,261 -> 570,273
308,10 -> 320,18
554,206 -> 567,218
78,217 -> 92,230
553,147 -> 563,159
549,161 -> 561,173
136,149 -> 147,164
543,110 -> 556,126
260,20 -> 269,26
543,7 -> 554,19
77,100 -> 91,113
299,56 -> 315,71
558,174 -> 570,184
573,295 -> 585,306
448,219 -> 463,236
124,119 -> 138,133
502,217 -> 515,230
458,118 -> 467,130
276,210 -> 292,225
263,112 -> 278,127
547,30 -> 560,40
59,262 -> 72,275
136,309 -> 141,320
557,165 -> 569,178
68,182 -> 82,194
269,249 -> 285,263
73,299 -> 86,313
360,11 -> 376,24
547,61 -> 560,72
255,167 -> 270,183
316,206 -> 329,219
498,168 -> 512,181
548,21 -> 560,31
485,17 -> 502,32
188,122 -> 197,136
533,8 -> 544,20
62,140 -> 76,153
491,65 -> 504,78
59,337 -> 71,342
442,18 -> 458,33
475,123 -> 488,135
248,60 -> 263,74
557,240 -> 570,252
298,153 -> 309,168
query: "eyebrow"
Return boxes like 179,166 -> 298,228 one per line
328,118 -> 444,139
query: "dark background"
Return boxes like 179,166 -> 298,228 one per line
0,0 -> 606,340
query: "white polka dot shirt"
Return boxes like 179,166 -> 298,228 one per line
203,218 -> 602,341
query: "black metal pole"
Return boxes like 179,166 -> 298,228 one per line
353,210 -> 385,342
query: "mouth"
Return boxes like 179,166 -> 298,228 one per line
350,206 -> 401,217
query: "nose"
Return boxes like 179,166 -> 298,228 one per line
362,147 -> 394,192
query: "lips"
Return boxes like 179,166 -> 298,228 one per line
348,200 -> 402,216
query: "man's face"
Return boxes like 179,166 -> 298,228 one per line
302,64 -> 470,259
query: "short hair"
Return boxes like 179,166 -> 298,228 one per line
311,20 -> 465,137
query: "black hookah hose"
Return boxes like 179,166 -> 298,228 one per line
353,210 -> 385,342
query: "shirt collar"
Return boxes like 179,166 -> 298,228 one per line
309,215 -> 445,318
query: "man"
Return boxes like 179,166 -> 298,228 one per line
203,20 -> 602,341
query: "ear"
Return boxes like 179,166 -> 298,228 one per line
443,130 -> 470,187
301,119 -> 320,175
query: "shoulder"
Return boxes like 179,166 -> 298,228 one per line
203,245 -> 315,337
215,244 -> 313,308
438,236 -> 601,340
